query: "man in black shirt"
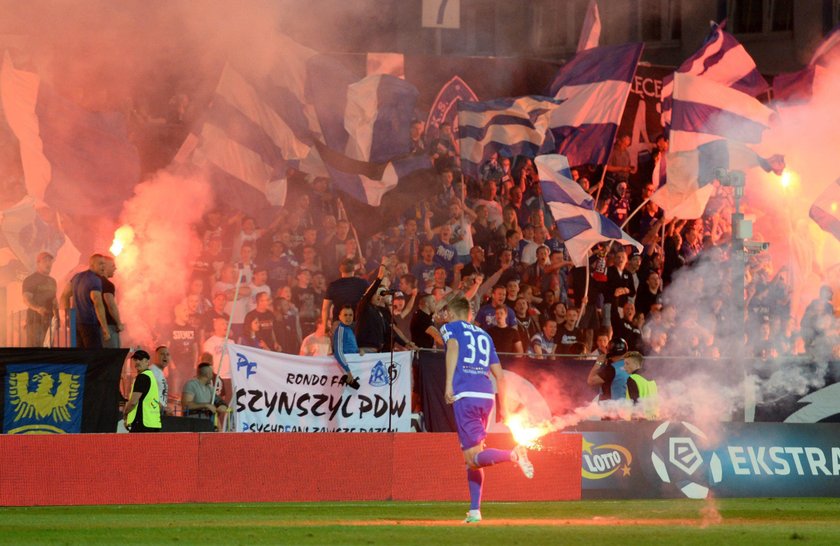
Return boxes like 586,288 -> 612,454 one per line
321,258 -> 369,332
100,256 -> 124,348
22,252 -> 58,347
410,293 -> 443,348
243,293 -> 279,350
611,300 -> 642,351
486,306 -> 524,354
355,266 -> 412,352
555,307 -> 583,354
123,350 -> 161,433
168,303 -> 199,396
461,246 -> 488,278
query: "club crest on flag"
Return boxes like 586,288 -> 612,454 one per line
4,364 -> 85,434
369,360 -> 390,387
426,75 -> 478,139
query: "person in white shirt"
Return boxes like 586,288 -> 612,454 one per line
149,346 -> 171,415
202,317 -> 231,379
299,317 -> 332,357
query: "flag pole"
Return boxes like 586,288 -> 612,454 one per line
574,256 -> 590,329
661,218 -> 667,251
620,197 -> 650,229
593,167 -> 608,209
593,49 -> 640,216
213,266 -> 244,430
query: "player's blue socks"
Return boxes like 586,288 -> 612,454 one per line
467,468 -> 484,510
475,448 -> 512,467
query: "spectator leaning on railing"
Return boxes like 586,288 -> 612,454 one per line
182,361 -> 229,425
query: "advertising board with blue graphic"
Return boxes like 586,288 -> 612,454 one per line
228,344 -> 412,432
575,421 -> 840,499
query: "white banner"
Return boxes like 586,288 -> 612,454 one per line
228,344 -> 412,432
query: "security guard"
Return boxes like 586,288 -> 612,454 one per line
123,349 -> 162,432
625,352 -> 659,419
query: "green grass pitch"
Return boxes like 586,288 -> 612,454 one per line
2,499 -> 840,545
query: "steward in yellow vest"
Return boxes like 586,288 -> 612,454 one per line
124,350 -> 162,432
624,352 -> 660,420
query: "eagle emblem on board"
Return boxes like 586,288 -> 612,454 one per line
9,371 -> 81,423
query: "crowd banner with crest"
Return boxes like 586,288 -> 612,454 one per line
228,344 -> 412,432
0,348 -> 127,434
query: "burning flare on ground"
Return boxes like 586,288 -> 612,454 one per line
505,412 -> 554,448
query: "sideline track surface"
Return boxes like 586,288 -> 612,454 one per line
2,499 -> 840,545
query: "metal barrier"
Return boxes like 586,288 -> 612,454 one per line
4,310 -> 74,348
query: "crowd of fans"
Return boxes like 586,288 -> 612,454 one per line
30,111 -> 835,418
155,116 -> 823,393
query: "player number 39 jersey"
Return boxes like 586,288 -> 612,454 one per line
441,320 -> 500,400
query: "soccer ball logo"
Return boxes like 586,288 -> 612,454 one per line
649,421 -> 722,499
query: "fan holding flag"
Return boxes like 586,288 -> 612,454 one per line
536,154 -> 643,345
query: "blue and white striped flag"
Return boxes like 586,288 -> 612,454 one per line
661,21 -> 768,128
547,42 -> 644,167
302,52 -> 431,205
535,154 -> 593,209
652,73 -> 781,218
457,95 -> 564,178
545,203 -> 643,267
538,155 -> 641,266
175,62 -> 314,210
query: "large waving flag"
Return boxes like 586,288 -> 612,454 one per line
177,35 -> 428,209
577,0 -> 601,52
343,74 -> 419,164
457,95 -> 565,178
175,62 -> 313,210
1,53 -> 140,219
263,33 -> 324,148
546,42 -> 644,167
538,154 -> 641,266
661,21 -> 768,128
652,74 -> 781,218
307,65 -> 432,205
